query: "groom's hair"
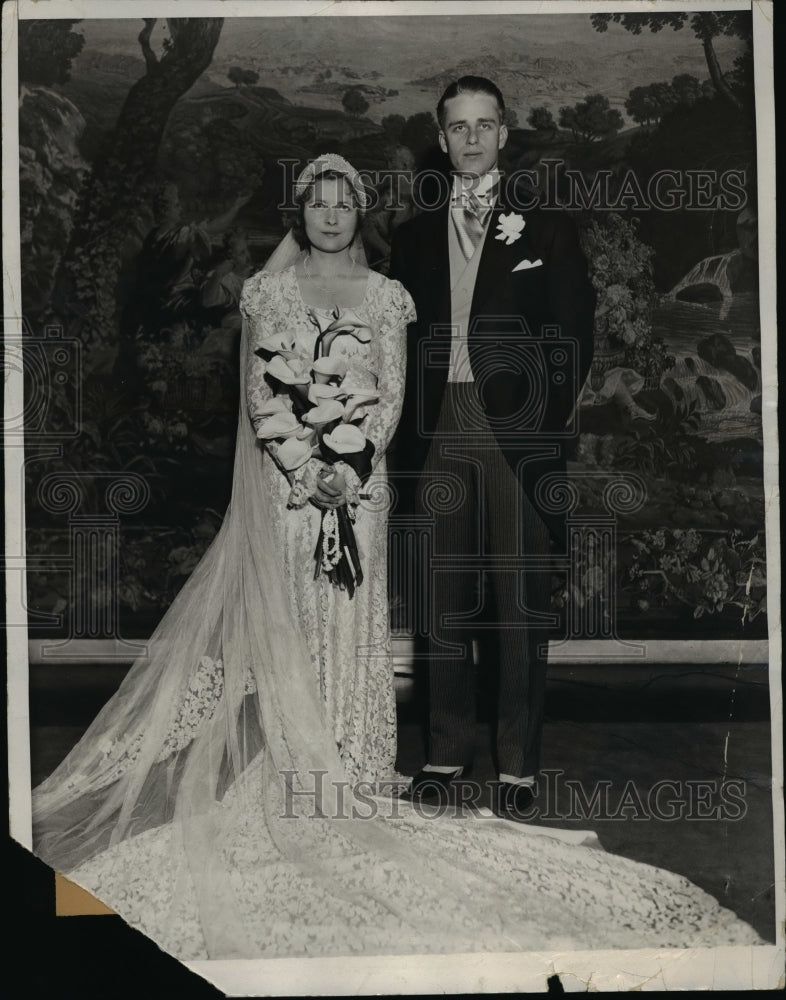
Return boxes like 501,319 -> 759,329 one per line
436,76 -> 506,130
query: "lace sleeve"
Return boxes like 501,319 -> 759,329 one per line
240,272 -> 323,505
362,279 -> 415,473
241,272 -> 277,435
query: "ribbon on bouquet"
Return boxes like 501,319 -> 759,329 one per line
313,438 -> 375,599
314,505 -> 363,597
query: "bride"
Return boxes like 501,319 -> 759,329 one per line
244,156 -> 413,785
31,155 -> 763,961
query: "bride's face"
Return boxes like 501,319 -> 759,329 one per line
303,175 -> 359,255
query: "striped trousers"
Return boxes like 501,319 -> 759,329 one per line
414,382 -> 552,778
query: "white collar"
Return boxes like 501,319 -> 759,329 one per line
452,169 -> 500,203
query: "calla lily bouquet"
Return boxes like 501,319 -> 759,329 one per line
254,306 -> 380,597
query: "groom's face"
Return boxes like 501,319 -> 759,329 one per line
439,92 -> 508,179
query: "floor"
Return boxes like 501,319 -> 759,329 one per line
26,659 -> 776,944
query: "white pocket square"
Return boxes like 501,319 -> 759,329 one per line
512,258 -> 543,272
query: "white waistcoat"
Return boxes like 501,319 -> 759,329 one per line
447,208 -> 492,382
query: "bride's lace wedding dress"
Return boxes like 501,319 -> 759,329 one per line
245,265 -> 414,783
31,263 -> 764,963
61,750 -> 763,961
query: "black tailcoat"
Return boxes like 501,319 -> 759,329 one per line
390,191 -> 596,546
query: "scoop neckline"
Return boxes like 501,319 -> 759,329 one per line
291,262 -> 373,313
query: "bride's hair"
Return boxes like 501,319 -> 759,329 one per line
290,167 -> 367,250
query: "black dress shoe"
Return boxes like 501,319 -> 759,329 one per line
403,768 -> 465,802
493,781 -> 537,821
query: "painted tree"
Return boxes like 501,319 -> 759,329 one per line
228,66 -> 259,88
18,19 -> 85,87
591,11 -> 750,111
671,73 -> 703,107
400,111 -> 439,159
527,106 -> 557,135
381,113 -> 406,143
626,83 -> 677,126
50,18 -> 224,359
342,87 -> 369,118
558,94 -> 624,143
627,73 -> 709,126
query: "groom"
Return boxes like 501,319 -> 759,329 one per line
390,76 -> 596,818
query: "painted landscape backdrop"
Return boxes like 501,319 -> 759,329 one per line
18,11 -> 764,640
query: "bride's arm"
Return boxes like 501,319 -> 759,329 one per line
363,280 -> 414,466
241,275 -> 283,445
334,280 -> 415,497
245,332 -> 276,435
241,273 -> 325,503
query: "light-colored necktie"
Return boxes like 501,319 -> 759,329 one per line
453,190 -> 494,260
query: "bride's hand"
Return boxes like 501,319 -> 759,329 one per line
312,469 -> 347,509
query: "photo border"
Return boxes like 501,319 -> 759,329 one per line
4,1 -> 782,994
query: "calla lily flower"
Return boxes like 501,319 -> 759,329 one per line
257,396 -> 291,417
307,307 -> 331,332
277,435 -> 312,471
255,332 -> 296,356
308,383 -> 346,405
256,411 -> 302,440
323,424 -> 367,454
312,356 -> 348,384
266,355 -> 311,386
309,306 -> 373,358
323,307 -> 373,342
343,389 -> 379,422
304,400 -> 346,425
296,424 -> 317,442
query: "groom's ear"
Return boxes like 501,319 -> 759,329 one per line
438,131 -> 448,154
498,123 -> 509,150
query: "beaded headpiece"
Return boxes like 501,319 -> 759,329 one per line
294,153 -> 371,211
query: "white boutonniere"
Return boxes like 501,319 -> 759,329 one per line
495,212 -> 525,245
